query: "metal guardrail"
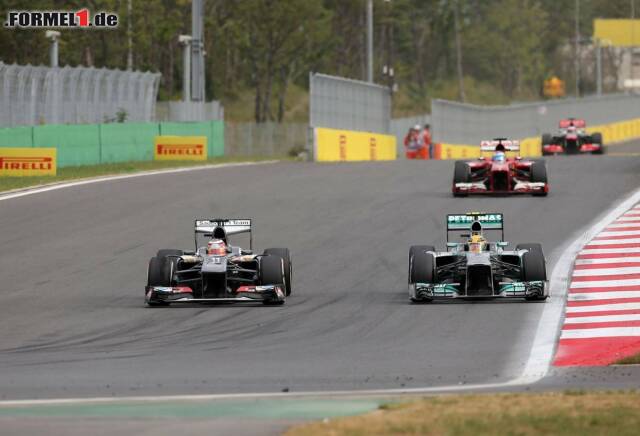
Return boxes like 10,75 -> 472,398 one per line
0,62 -> 160,127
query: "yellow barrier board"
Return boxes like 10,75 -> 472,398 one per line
0,147 -> 56,176
314,127 -> 396,162
154,136 -> 207,161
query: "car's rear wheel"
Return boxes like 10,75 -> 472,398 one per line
530,161 -> 548,196
517,243 -> 548,301
260,255 -> 285,305
453,161 -> 470,197
264,248 -> 292,296
146,256 -> 171,306
591,132 -> 605,154
541,134 -> 552,156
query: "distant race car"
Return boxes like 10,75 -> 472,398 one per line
408,212 -> 548,303
452,138 -> 548,196
145,219 -> 292,306
541,118 -> 604,155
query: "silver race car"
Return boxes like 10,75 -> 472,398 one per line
408,212 -> 548,303
145,219 -> 292,306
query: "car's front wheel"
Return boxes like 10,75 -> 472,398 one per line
260,255 -> 286,305
264,248 -> 292,296
146,256 -> 171,306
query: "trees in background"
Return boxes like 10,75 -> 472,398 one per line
0,0 -> 635,121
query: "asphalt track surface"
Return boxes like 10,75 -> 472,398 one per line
2,148 -> 640,403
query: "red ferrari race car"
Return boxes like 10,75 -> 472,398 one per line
541,118 -> 604,155
452,139 -> 548,197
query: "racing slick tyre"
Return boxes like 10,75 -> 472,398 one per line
146,256 -> 171,306
264,248 -> 292,296
517,243 -> 548,301
541,134 -> 552,155
409,245 -> 435,267
156,249 -> 183,258
591,132 -> 605,154
409,250 -> 435,303
530,161 -> 548,196
260,255 -> 286,305
453,161 -> 470,197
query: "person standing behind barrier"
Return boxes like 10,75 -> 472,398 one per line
422,124 -> 433,159
404,124 -> 428,159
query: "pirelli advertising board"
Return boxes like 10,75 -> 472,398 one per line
154,136 -> 207,161
314,127 -> 396,162
0,147 -> 57,176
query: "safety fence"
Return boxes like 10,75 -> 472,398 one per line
431,93 -> 640,147
155,101 -> 224,122
309,73 -> 396,162
224,122 -> 306,157
310,73 -> 392,134
432,117 -> 640,160
0,120 -> 223,168
0,62 -> 161,128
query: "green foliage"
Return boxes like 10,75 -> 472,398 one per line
0,0 -> 633,120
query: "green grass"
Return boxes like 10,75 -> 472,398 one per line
0,156 -> 283,193
615,353 -> 640,365
286,391 -> 640,436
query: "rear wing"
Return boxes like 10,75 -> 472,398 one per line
559,118 -> 585,128
480,139 -> 519,152
194,219 -> 252,249
446,212 -> 504,242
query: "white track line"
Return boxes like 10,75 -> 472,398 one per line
587,237 -> 640,245
581,248 -> 640,255
576,257 -> 640,265
560,327 -> 640,339
598,230 -> 640,237
567,302 -> 640,313
0,160 -> 279,202
571,278 -> 640,288
565,314 -> 640,323
3,165 -> 640,407
573,267 -> 640,276
568,291 -> 640,301
606,222 -> 640,228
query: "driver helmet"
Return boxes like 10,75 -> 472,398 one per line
207,239 -> 227,256
413,124 -> 422,131
492,150 -> 506,163
469,234 -> 486,253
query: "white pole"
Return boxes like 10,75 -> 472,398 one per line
127,0 -> 133,70
575,0 -> 580,97
179,35 -> 192,102
367,0 -> 373,83
596,39 -> 602,95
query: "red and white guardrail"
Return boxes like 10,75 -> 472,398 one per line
554,204 -> 640,365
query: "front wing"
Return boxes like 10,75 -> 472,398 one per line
409,281 -> 546,301
145,285 -> 285,305
543,143 -> 603,154
453,181 -> 547,195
